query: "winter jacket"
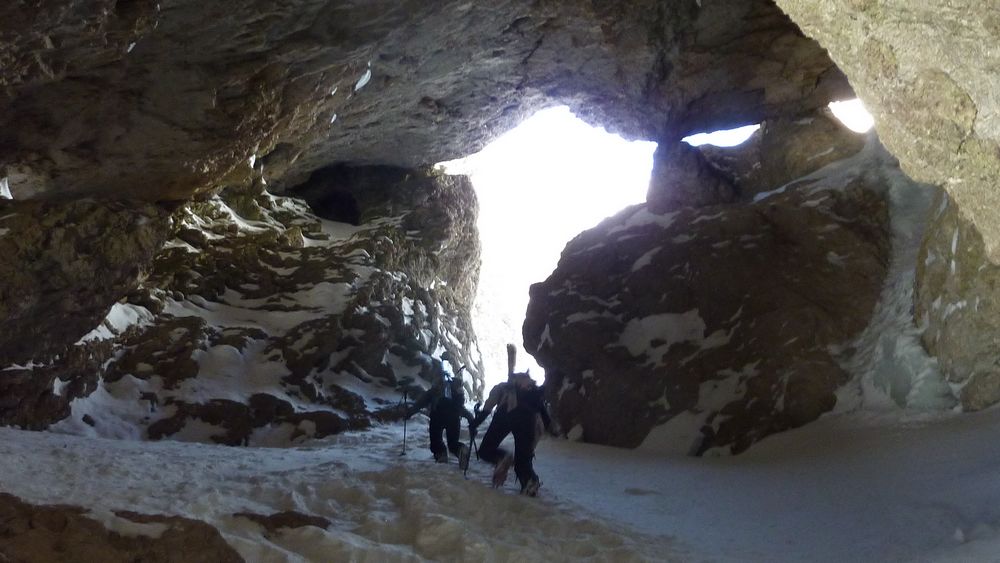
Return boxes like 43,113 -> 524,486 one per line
473,375 -> 551,431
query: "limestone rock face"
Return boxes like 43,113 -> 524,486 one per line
646,142 -> 740,212
15,169 -> 483,442
0,199 -> 171,366
773,0 -> 1000,263
0,493 -> 241,563
0,0 -> 847,201
698,110 -> 867,201
916,195 -> 1000,411
524,184 -> 889,454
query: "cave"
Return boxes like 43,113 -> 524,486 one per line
0,0 -> 998,560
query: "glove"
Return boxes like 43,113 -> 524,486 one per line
546,420 -> 561,437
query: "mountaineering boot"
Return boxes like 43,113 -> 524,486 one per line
492,454 -> 513,488
434,450 -> 448,463
458,444 -> 471,472
521,478 -> 541,497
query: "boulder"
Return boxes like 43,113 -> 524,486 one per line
0,199 -> 170,366
525,182 -> 889,454
0,493 -> 241,563
646,142 -> 739,211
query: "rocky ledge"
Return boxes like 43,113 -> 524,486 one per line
0,168 -> 483,445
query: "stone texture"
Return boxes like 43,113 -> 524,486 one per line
524,183 -> 889,454
916,194 -> 1000,411
773,0 -> 1000,263
0,493 -> 241,563
0,199 -> 171,366
0,0 -> 848,202
646,142 -> 739,211
234,510 -> 330,532
698,109 -> 867,200
46,168 -> 483,442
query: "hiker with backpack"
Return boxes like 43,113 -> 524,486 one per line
405,351 -> 475,464
473,344 -> 554,496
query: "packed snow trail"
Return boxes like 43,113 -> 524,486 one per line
0,422 -> 680,562
538,408 -> 1000,562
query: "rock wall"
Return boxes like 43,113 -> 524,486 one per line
773,0 -> 1000,412
773,0 -> 1000,263
6,169 -> 483,444
916,195 -> 1000,410
0,199 -> 170,366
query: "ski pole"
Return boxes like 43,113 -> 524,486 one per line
400,389 -> 408,456
472,402 -> 482,460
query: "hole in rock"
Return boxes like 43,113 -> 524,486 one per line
438,106 -> 656,388
682,124 -> 760,147
828,98 -> 875,133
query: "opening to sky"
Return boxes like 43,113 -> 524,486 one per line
682,98 -> 874,148
439,106 -> 657,389
828,98 -> 875,133
683,124 -> 761,147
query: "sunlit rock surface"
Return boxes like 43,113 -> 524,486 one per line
773,0 -> 1000,414
0,200 -> 170,428
773,0 -> 1000,264
15,170 -> 482,443
525,158 -> 890,455
0,493 -> 241,563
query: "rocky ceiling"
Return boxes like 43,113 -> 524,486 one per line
775,0 -> 1000,263
0,0 -> 848,201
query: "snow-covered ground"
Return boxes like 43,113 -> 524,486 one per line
5,406 -> 1000,561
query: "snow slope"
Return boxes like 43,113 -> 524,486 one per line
1,422 -> 678,562
543,407 -> 1000,562
6,407 -> 1000,561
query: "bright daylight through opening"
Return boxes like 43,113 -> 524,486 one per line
683,124 -> 761,147
828,98 -> 875,133
683,98 -> 875,147
439,107 -> 656,389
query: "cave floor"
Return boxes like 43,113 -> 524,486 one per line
3,407 -> 1000,561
